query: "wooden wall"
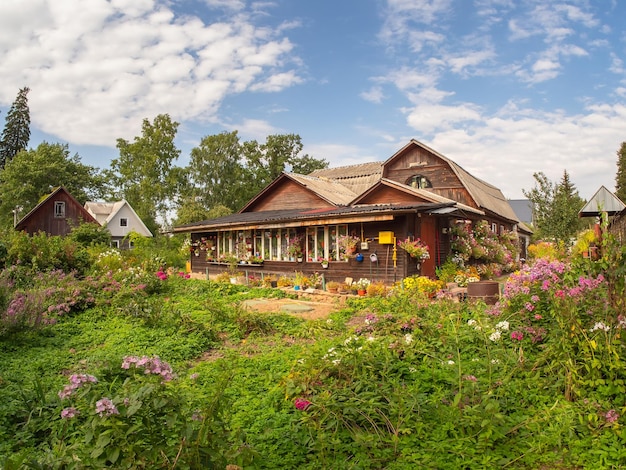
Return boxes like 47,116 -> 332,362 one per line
188,214 -> 457,284
245,179 -> 333,212
17,192 -> 92,236
383,146 -> 477,209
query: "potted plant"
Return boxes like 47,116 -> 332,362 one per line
287,234 -> 303,261
320,258 -> 329,269
354,278 -> 371,296
338,234 -> 359,257
326,280 -> 340,293
398,238 -> 430,260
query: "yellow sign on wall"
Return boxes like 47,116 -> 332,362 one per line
378,231 -> 395,244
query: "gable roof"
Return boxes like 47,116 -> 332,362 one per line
579,186 -> 626,217
15,186 -> 98,231
384,140 -> 519,223
84,200 -> 153,236
353,178 -> 485,215
239,172 -> 357,212
308,162 -> 383,195
509,199 -> 533,225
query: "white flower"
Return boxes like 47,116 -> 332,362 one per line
367,336 -> 375,342
590,322 -> 610,332
491,359 -> 500,364
326,319 -> 333,324
467,319 -> 477,326
332,359 -> 341,365
495,321 -> 509,331
447,360 -> 455,365
489,330 -> 501,342
409,367 -> 417,373
404,334 -> 413,345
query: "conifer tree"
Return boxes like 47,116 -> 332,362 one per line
615,141 -> 626,203
0,87 -> 31,169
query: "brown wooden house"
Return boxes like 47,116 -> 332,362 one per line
173,140 -> 520,283
15,186 -> 99,236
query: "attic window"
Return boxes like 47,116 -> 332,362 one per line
407,175 -> 432,189
54,201 -> 65,218
120,218 -> 128,227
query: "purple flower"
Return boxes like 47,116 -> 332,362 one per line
605,409 -> 619,423
61,407 -> 79,419
95,398 -> 119,417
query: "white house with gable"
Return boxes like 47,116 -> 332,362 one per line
84,200 -> 153,248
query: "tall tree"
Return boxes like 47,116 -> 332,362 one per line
523,170 -> 587,244
0,87 -> 31,169
0,142 -> 107,228
108,114 -> 180,233
184,131 -> 246,213
615,141 -> 626,203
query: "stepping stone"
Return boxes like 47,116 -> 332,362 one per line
281,303 -> 314,313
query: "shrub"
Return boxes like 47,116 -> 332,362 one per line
22,357 -> 255,468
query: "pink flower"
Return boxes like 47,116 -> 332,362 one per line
605,409 -> 619,423
294,398 -> 312,411
511,331 -> 524,341
95,398 -> 119,417
463,375 -> 477,382
534,314 -> 542,320
61,407 -> 79,419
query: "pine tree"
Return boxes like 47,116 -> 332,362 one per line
615,142 -> 626,203
0,87 -> 31,169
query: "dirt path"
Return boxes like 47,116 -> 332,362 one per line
241,290 -> 347,320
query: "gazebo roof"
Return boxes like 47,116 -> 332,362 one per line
579,186 -> 626,217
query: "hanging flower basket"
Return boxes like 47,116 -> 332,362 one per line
398,238 -> 430,260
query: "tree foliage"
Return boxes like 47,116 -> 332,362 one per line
0,142 -> 107,228
523,170 -> 587,243
0,87 -> 30,169
615,141 -> 626,203
108,114 -> 180,233
181,131 -> 327,216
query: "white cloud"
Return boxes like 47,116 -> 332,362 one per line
0,0 -> 302,146
424,103 -> 626,198
360,86 -> 385,104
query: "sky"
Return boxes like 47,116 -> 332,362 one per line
1,0 -> 625,200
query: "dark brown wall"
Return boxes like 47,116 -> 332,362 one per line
383,146 -> 478,209
359,185 -> 431,205
18,192 -> 94,236
245,180 -> 334,212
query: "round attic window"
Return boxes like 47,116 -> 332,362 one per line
407,175 -> 432,189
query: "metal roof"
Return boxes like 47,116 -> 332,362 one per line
579,186 -> 626,217
172,202 -> 452,233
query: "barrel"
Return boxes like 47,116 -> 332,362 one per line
467,281 -> 500,305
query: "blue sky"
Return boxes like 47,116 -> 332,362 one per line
1,0 -> 625,199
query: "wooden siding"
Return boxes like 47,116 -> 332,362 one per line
189,217 -> 425,284
383,146 -> 478,209
17,192 -> 95,236
357,185 -> 431,205
244,179 -> 334,212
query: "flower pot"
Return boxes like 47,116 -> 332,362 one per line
357,289 -> 366,296
270,280 -> 278,288
297,257 -> 303,263
321,263 -> 329,269
355,253 -> 364,262
294,285 -> 301,291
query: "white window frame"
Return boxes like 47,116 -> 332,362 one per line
54,201 -> 65,218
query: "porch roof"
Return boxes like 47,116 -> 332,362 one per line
172,202 -> 455,233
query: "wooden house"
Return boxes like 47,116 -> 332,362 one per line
84,200 -> 153,248
173,139 -> 520,283
15,186 -> 99,236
